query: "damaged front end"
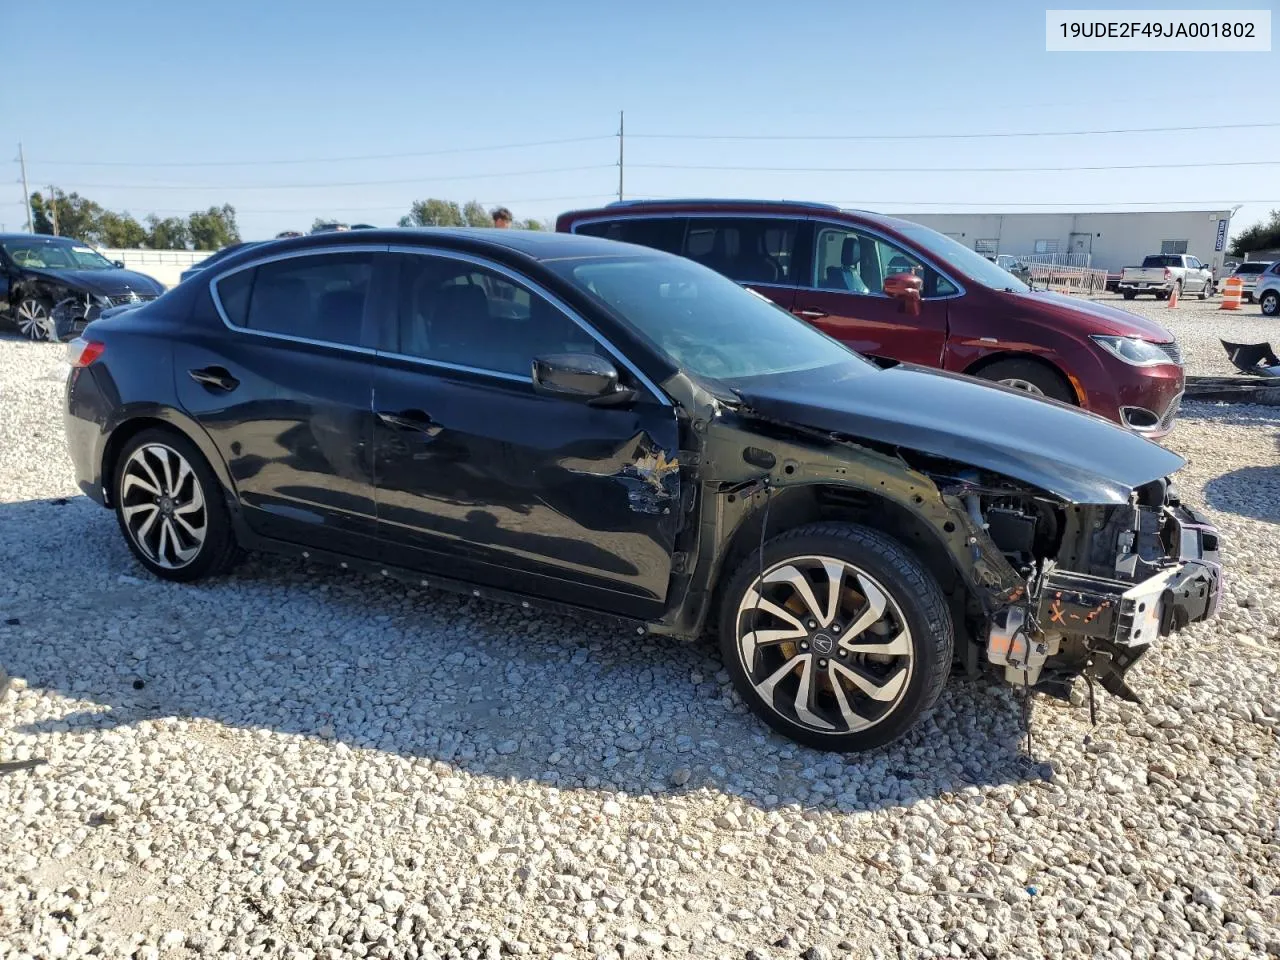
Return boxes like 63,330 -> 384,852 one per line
50,293 -> 151,341
953,472 -> 1223,703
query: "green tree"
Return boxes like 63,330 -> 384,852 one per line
29,189 -> 105,242
97,211 -> 148,248
462,201 -> 492,227
1229,209 -> 1280,257
188,204 -> 241,250
146,215 -> 191,250
518,218 -> 547,231
399,198 -> 465,228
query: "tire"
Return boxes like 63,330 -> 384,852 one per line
1122,291 -> 1136,300
1245,294 -> 1255,304
12,295 -> 54,341
112,428 -> 239,582
718,522 -> 953,752
972,358 -> 1075,404
1200,280 -> 1211,300
1261,291 -> 1280,317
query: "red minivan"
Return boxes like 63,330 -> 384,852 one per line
556,200 -> 1184,437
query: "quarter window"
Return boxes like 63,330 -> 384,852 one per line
216,252 -> 373,346
395,255 -> 600,377
813,226 -> 956,298
574,218 -> 686,254
680,218 -> 799,285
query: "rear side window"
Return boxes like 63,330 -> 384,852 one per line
574,218 -> 686,254
215,253 -> 373,346
681,218 -> 800,285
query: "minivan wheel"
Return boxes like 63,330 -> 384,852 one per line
113,428 -> 239,582
1261,291 -> 1280,317
719,522 -> 953,752
972,358 -> 1075,404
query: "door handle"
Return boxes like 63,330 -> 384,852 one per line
188,366 -> 239,392
796,308 -> 828,320
377,409 -> 442,436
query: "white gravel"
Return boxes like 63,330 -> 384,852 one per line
1089,292 -> 1280,378
2,333 -> 1279,959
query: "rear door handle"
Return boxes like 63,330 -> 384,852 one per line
377,409 -> 442,436
796,308 -> 828,320
188,366 -> 239,392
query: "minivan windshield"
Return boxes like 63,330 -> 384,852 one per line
550,254 -> 869,383
891,222 -> 1031,293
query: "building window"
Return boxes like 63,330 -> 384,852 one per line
1033,239 -> 1060,254
974,239 -> 999,256
1160,239 -> 1189,255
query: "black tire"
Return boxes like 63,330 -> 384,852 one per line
1122,291 -> 1136,300
1200,280 -> 1211,300
718,522 -> 953,752
11,295 -> 54,341
972,357 -> 1075,404
112,428 -> 239,582
1245,293 -> 1255,304
1261,291 -> 1280,317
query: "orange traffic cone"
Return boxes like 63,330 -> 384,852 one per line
1167,283 -> 1179,308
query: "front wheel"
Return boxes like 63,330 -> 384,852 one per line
1261,291 -> 1280,317
113,428 -> 239,582
719,522 -> 953,752
12,296 -> 53,341
1201,280 -> 1212,300
972,358 -> 1075,404
1122,291 -> 1136,300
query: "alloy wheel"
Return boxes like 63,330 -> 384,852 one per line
15,299 -> 51,341
734,555 -> 914,734
119,443 -> 207,569
998,377 -> 1046,397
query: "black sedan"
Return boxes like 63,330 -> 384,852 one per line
62,229 -> 1220,751
0,234 -> 165,341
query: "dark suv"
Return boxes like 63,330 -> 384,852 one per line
557,200 -> 1185,437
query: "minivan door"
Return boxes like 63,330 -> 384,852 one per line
791,223 -> 952,368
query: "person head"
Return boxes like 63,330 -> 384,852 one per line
491,207 -> 513,229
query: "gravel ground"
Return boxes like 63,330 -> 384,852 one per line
2,333 -> 1279,960
1088,292 -> 1279,378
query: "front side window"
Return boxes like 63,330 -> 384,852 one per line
395,255 -> 600,377
813,226 -> 956,298
214,252 -> 372,346
681,218 -> 799,285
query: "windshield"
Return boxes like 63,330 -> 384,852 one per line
1,237 -> 116,271
549,255 -> 869,383
1142,255 -> 1182,268
891,223 -> 1029,293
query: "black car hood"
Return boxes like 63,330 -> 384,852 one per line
733,363 -> 1185,505
26,267 -> 162,297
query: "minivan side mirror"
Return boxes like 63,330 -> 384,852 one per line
532,353 -> 637,407
113,260 -> 125,269
883,272 -> 923,316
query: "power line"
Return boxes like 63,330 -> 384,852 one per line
632,159 -> 1280,174
53,164 -> 614,192
631,121 -> 1280,142
27,135 -> 615,168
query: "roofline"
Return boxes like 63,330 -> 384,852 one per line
605,198 -> 843,212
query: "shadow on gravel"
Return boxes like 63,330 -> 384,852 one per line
1204,465 -> 1280,524
1,496 -> 1049,814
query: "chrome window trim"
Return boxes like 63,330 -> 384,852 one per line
207,243 -> 389,352
388,245 -> 671,406
568,212 -> 967,300
377,350 -> 531,385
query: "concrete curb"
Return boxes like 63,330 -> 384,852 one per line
1185,376 -> 1280,405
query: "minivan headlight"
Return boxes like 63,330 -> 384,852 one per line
1090,335 -> 1173,367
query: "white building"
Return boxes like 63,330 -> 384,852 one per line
891,209 -> 1237,275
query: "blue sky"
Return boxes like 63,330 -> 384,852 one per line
3,0 -> 1277,240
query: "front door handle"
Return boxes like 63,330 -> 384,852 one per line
188,366 -> 239,392
796,308 -> 828,320
377,409 -> 442,436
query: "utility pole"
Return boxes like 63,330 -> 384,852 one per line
617,110 -> 624,203
48,186 -> 59,235
17,142 -> 32,232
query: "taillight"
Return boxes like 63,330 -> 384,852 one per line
1164,267 -> 1172,280
67,338 -> 105,367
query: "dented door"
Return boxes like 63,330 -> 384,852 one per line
372,356 -> 683,619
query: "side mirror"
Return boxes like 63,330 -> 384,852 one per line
883,272 -> 923,316
113,260 -> 125,269
532,353 -> 636,407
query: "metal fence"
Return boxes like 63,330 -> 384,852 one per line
1026,262 -> 1110,296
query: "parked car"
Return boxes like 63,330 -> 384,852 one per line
557,201 -> 1186,437
1254,261 -> 1280,317
993,254 -> 1032,285
1118,254 -> 1213,300
0,234 -> 165,341
1221,261 -> 1273,303
62,229 -> 1221,751
178,242 -> 257,285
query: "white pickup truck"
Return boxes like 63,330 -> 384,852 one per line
1118,254 -> 1213,301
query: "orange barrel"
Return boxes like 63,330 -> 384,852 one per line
1221,276 -> 1242,311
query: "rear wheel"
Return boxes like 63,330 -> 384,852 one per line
719,522 -> 953,752
1261,291 -> 1280,317
972,358 -> 1075,404
1122,291 -> 1136,300
113,428 -> 239,582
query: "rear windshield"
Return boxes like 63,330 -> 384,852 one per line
1142,255 -> 1183,268
1235,262 -> 1270,274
